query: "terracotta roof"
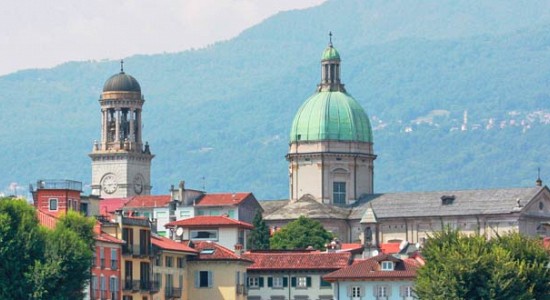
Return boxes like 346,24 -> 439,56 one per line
263,195 -> 350,220
165,216 -> 253,229
95,232 -> 125,244
243,251 -> 352,271
323,254 -> 420,281
380,243 -> 401,254
99,198 -> 131,215
151,235 -> 197,254
195,192 -> 254,206
124,195 -> 171,208
340,243 -> 364,253
189,241 -> 253,263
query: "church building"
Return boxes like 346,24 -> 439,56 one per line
262,39 -> 550,246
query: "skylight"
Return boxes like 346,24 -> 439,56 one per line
200,249 -> 215,255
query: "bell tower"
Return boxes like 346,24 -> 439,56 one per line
89,61 -> 154,198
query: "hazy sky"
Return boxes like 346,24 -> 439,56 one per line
0,0 -> 325,76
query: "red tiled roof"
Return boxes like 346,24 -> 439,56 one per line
189,241 -> 253,263
323,254 -> 420,281
243,251 -> 352,271
99,198 -> 131,215
380,242 -> 401,254
165,216 -> 253,229
95,232 -> 125,244
36,209 -> 59,229
340,243 -> 364,253
195,192 -> 253,206
124,195 -> 171,208
151,235 -> 198,254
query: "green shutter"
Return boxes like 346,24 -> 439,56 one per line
291,277 -> 296,287
194,271 -> 199,288
259,277 -> 264,287
207,271 -> 213,288
283,277 -> 288,287
306,277 -> 312,287
267,277 -> 273,287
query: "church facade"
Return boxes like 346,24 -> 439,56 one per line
262,40 -> 550,245
89,62 -> 154,198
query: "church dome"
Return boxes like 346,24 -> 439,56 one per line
103,72 -> 141,93
290,91 -> 373,143
322,45 -> 340,61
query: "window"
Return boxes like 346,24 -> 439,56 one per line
238,229 -> 245,246
268,276 -> 286,288
195,271 -> 212,288
155,255 -> 161,266
100,275 -> 106,291
180,210 -> 191,218
291,276 -> 311,289
49,198 -> 58,211
333,182 -> 346,204
377,285 -> 388,297
154,273 -> 162,287
156,211 -> 167,218
100,247 -> 105,268
381,261 -> 394,271
165,256 -> 173,268
401,285 -> 413,297
166,274 -> 173,290
320,279 -> 331,288
248,276 -> 263,288
177,257 -> 184,269
228,209 -> 235,219
110,276 -> 118,294
190,229 -> 218,241
351,286 -> 362,297
111,248 -> 117,270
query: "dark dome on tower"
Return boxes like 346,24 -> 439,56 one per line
102,71 -> 141,92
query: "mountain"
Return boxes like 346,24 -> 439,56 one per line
2,0 -> 550,198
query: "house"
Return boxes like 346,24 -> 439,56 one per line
187,241 -> 253,300
31,179 -> 82,216
151,235 -> 197,300
165,216 -> 253,250
323,254 -> 422,300
91,230 -> 124,300
242,250 -> 353,300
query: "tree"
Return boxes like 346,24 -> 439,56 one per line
270,216 -> 333,250
0,198 -> 95,300
247,212 -> 270,250
415,227 -> 550,300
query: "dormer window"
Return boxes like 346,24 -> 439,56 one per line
381,261 -> 394,271
441,195 -> 455,205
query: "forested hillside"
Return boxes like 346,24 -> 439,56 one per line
2,0 -> 550,198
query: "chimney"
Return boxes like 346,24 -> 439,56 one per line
234,244 -> 243,257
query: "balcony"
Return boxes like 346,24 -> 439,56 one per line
236,284 -> 247,295
122,244 -> 152,257
36,179 -> 83,192
165,287 -> 182,298
139,280 -> 159,293
123,280 -> 139,291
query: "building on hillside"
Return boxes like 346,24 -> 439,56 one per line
91,230 -> 124,300
323,253 -> 422,300
90,62 -> 154,198
165,216 -> 253,250
261,39 -> 550,247
151,235 -> 197,300
243,250 -> 352,300
186,241 -> 253,300
31,179 -> 82,216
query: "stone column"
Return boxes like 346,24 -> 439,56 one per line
115,109 -> 120,142
129,109 -> 135,142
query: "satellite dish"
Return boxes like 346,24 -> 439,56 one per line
176,227 -> 184,237
399,240 -> 408,251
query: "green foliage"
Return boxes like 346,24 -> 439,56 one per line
415,227 -> 550,300
0,199 -> 94,300
247,212 -> 270,250
270,216 -> 333,250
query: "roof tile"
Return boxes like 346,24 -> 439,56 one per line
196,193 -> 253,206
243,251 -> 352,271
165,216 -> 253,229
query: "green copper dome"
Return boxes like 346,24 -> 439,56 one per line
290,91 -> 373,143
322,45 -> 340,61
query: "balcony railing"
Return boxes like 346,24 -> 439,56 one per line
236,284 -> 247,295
165,287 -> 182,298
123,280 -> 139,291
122,244 -> 152,257
141,280 -> 159,293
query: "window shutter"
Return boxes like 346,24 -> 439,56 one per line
347,286 -> 351,296
283,277 -> 289,287
194,271 -> 199,288
291,277 -> 297,287
259,277 -> 264,287
236,271 -> 240,285
306,277 -> 312,287
373,285 -> 379,296
267,277 -> 273,287
386,285 -> 392,296
400,285 -> 405,296
208,271 -> 213,288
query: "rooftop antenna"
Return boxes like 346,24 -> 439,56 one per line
202,176 -> 206,191
120,59 -> 124,73
328,31 -> 333,47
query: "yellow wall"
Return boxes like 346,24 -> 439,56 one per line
187,261 -> 249,300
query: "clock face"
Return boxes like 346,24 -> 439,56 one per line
133,174 -> 144,195
101,174 -> 118,194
